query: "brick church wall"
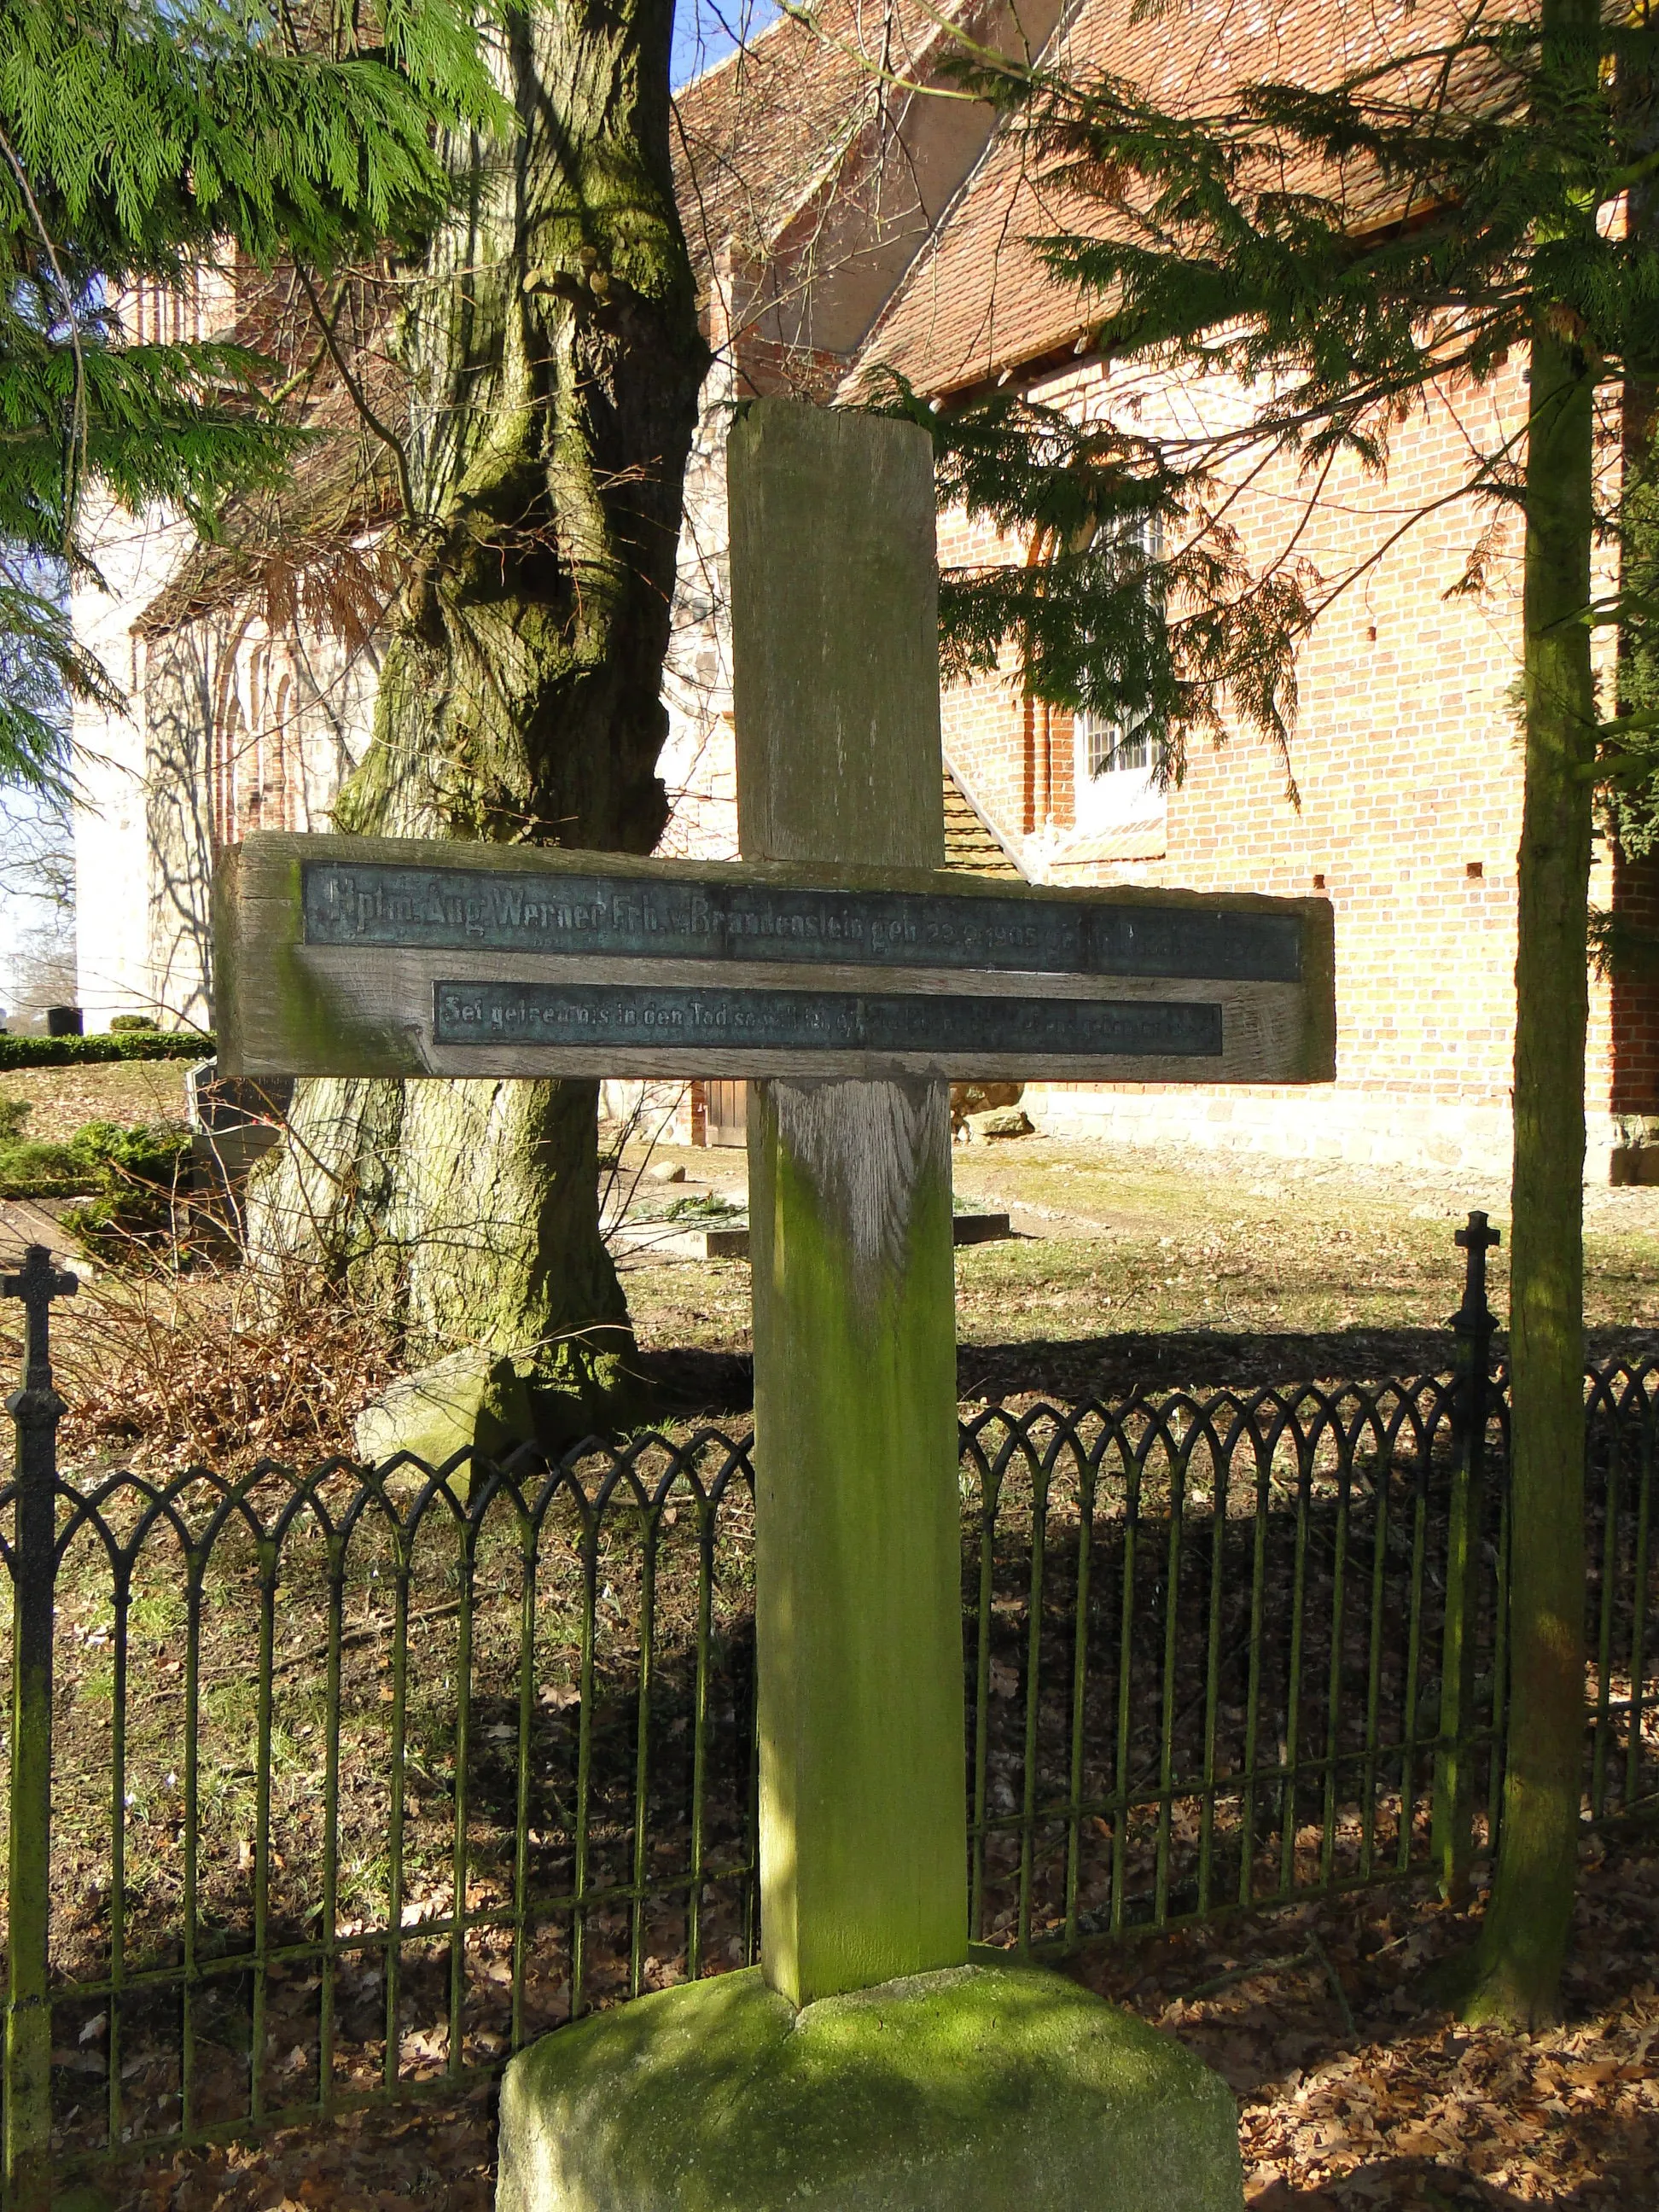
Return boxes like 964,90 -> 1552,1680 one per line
1605,847 -> 1659,1179
933,349 -> 1633,1177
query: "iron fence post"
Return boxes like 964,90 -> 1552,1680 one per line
1433,1210 -> 1498,1905
3,1246 -> 76,2212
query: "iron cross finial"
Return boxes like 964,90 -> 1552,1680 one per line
1454,1211 -> 1501,1258
1451,1209 -> 1500,1338
2,1243 -> 79,1394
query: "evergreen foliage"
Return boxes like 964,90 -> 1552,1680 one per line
866,1 -> 1656,807
864,375 -> 1312,786
0,0 -> 504,791
0,1100 -> 189,1201
859,0 -> 1633,2029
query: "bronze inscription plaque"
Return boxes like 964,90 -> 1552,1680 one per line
433,981 -> 1225,1058
304,863 -> 1301,983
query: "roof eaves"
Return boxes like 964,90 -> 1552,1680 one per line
842,0 -> 1094,395
687,3 -> 988,287
943,748 -> 1028,876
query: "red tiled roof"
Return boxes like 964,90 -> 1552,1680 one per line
853,0 -> 1470,395
944,756 -> 1026,875
672,0 -> 973,294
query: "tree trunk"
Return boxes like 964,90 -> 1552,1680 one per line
1460,124 -> 1598,2023
246,0 -> 706,1433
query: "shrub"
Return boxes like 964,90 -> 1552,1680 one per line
108,1013 -> 160,1032
62,1121 -> 195,1257
665,1190 -> 744,1222
0,1031 -> 213,1069
0,1098 -> 97,1196
47,1255 -> 401,1469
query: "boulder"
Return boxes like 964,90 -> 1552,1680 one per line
353,1348 -> 535,1474
948,1080 -> 1023,1135
964,1105 -> 1033,1141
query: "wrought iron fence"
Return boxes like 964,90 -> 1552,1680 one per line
0,1220 -> 1655,2204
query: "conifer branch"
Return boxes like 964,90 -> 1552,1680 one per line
0,122 -> 86,552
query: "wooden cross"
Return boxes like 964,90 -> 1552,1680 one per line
217,400 -> 1336,2010
1,1244 -> 78,1400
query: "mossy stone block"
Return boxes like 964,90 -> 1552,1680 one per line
496,1961 -> 1243,2211
963,1104 -> 1033,1141
353,1348 -> 533,1471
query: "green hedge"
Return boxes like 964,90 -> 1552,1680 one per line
0,1031 -> 214,1070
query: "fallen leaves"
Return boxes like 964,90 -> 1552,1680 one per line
101,1831 -> 1659,2209
112,2087 -> 497,2212
1067,1829 -> 1659,2211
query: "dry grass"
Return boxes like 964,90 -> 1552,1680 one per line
12,1122 -> 1654,1483
0,1062 -> 194,1144
614,1135 -> 1659,1408
0,1260 -> 402,1474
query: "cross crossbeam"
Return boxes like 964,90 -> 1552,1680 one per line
216,841 -> 1335,1087
1452,1208 -> 1501,1339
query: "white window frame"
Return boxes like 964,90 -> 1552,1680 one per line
1074,712 -> 1165,830
1072,516 -> 1168,835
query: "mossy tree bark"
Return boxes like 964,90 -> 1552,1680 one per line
246,0 -> 706,1429
1460,13 -> 1598,2020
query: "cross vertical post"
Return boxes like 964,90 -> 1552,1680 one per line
3,1245 -> 77,2212
729,401 -> 968,2005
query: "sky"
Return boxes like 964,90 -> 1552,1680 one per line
673,0 -> 778,86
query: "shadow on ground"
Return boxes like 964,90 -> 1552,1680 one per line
627,1345 -> 754,1418
1063,1829 -> 1659,2212
627,1327 -> 1659,1421
1246,2122 -> 1658,2207
961,1326 -> 1659,1406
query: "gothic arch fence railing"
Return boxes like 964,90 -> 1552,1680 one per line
0,1275 -> 1654,2193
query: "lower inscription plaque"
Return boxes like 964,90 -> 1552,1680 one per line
434,982 -> 1224,1060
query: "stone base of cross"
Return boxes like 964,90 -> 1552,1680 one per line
219,403 -> 1323,2209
